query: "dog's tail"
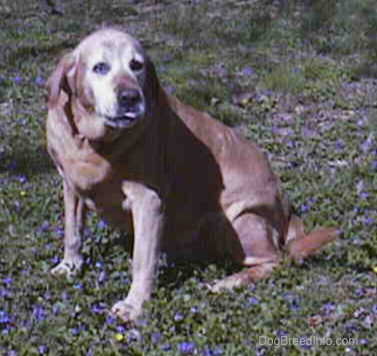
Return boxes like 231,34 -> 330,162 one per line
285,215 -> 338,262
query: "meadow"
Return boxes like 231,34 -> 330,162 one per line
0,0 -> 376,355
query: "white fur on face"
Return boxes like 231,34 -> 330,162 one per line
76,31 -> 146,122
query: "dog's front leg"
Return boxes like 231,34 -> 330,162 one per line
112,181 -> 164,322
51,179 -> 86,278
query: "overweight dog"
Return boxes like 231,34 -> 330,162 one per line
46,28 -> 338,322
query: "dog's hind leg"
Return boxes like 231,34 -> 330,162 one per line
211,213 -> 279,292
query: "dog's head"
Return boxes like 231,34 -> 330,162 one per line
47,28 -> 160,141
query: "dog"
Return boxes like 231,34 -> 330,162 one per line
46,28 -> 338,322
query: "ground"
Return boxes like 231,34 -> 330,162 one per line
0,0 -> 376,355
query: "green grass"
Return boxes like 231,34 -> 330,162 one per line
1,0 -> 376,355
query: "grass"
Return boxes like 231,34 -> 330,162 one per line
0,0 -> 376,355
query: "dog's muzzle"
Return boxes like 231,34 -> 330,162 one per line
105,88 -> 145,128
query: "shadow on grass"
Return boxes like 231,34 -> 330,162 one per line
0,147 -> 55,176
88,230 -> 241,291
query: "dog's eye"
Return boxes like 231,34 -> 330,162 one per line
93,62 -> 111,75
130,59 -> 143,72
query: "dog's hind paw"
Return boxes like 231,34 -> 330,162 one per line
210,263 -> 277,293
209,275 -> 245,293
111,300 -> 142,323
50,257 -> 83,279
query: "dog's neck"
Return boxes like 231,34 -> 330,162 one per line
64,96 -> 145,159
90,123 -> 147,161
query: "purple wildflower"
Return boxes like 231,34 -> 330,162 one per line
362,216 -> 373,225
3,278 -> 13,285
62,291 -> 70,300
357,118 -> 365,126
286,140 -> 296,149
16,118 -> 27,126
360,134 -> 374,152
242,66 -> 254,76
33,305 -> 46,322
256,346 -> 266,356
276,330 -> 288,338
35,77 -> 45,86
128,328 -> 141,342
202,348 -> 212,356
14,75 -> 22,84
284,293 -> 300,311
39,345 -> 48,354
213,347 -> 224,356
2,327 -> 10,335
116,325 -> 126,333
359,192 -> 369,200
322,302 -> 336,315
55,226 -> 64,237
152,332 -> 162,344
174,312 -> 184,322
39,221 -> 51,232
95,261 -> 104,269
106,315 -> 116,325
0,289 -> 12,299
17,175 -> 27,184
51,256 -> 60,264
335,140 -> 345,150
178,342 -> 196,354
190,306 -> 200,313
247,296 -> 260,306
307,197 -> 317,204
91,302 -> 107,314
73,283 -> 83,290
300,204 -> 310,213
0,310 -> 11,324
71,327 -> 80,336
97,220 -> 108,229
203,347 -> 224,356
52,304 -> 61,315
161,343 -> 172,351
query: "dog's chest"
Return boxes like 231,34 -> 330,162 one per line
49,134 -> 116,197
64,148 -> 111,192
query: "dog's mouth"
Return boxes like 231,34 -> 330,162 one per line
104,110 -> 143,129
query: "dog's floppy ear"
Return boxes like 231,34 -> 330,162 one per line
143,55 -> 164,110
46,53 -> 76,106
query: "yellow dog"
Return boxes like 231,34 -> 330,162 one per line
46,28 -> 338,322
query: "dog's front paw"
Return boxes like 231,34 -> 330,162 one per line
50,257 -> 83,279
111,300 -> 142,323
209,274 -> 245,293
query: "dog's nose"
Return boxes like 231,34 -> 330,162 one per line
117,88 -> 141,108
